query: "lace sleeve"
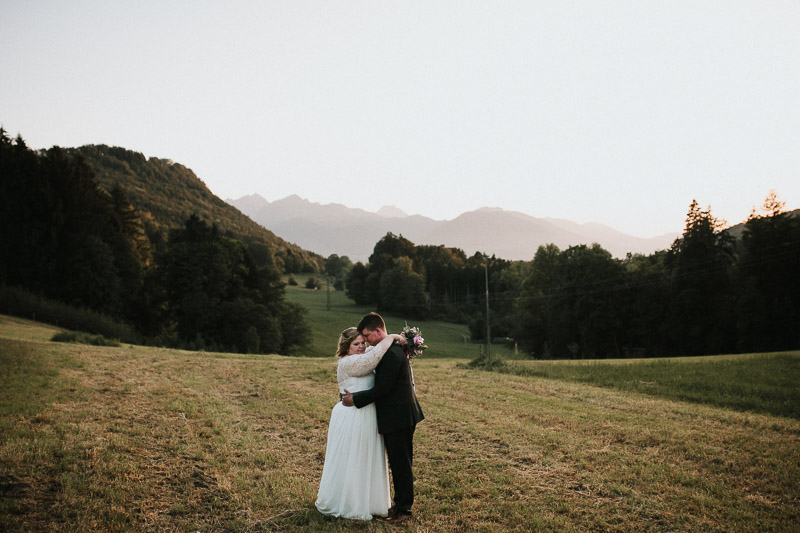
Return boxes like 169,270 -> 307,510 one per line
337,344 -> 388,380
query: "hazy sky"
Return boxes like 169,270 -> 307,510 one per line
2,1 -> 798,237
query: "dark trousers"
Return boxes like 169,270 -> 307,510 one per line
383,425 -> 416,515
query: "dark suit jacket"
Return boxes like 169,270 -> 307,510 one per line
352,342 -> 424,434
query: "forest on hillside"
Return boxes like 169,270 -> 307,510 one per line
0,130 -> 307,355
71,144 -> 323,274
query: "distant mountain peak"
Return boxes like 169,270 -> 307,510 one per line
377,205 -> 407,218
239,193 -> 268,202
279,194 -> 310,205
225,192 -> 268,207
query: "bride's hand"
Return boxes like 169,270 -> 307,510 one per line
394,333 -> 407,345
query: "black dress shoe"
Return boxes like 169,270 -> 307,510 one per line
388,513 -> 411,524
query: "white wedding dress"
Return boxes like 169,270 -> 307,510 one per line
315,345 -> 391,520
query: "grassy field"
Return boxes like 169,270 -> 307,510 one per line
2,314 -> 800,531
499,353 -> 800,420
284,279 -> 491,359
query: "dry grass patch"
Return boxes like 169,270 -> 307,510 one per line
2,317 -> 799,532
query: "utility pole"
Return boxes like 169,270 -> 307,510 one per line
326,276 -> 331,311
484,255 -> 491,366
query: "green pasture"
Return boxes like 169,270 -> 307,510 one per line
501,351 -> 800,420
284,278 -> 486,359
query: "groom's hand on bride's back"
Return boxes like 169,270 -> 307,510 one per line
342,389 -> 354,407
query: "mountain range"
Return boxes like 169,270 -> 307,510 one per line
228,194 -> 679,262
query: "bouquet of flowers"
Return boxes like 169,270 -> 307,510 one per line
402,323 -> 427,360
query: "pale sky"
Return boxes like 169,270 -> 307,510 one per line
2,1 -> 798,238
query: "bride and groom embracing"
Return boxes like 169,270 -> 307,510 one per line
315,312 -> 425,523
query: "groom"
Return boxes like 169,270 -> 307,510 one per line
342,312 -> 424,523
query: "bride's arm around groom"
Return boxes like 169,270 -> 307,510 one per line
343,312 -> 424,523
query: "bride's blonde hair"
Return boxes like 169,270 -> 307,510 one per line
336,327 -> 361,358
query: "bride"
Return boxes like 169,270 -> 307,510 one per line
315,327 -> 406,520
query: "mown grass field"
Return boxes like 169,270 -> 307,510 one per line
2,314 -> 799,532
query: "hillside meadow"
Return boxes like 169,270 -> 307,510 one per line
2,315 -> 799,532
282,279 -> 490,359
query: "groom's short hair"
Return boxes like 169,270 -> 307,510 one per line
357,312 -> 385,333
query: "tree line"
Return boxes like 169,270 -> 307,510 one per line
0,129 -> 307,354
346,194 -> 799,358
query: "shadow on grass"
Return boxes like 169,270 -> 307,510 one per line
260,505 -> 391,532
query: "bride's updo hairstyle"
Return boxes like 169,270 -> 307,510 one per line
336,327 -> 360,358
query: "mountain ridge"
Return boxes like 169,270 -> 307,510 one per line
71,146 -> 324,272
228,194 -> 679,262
